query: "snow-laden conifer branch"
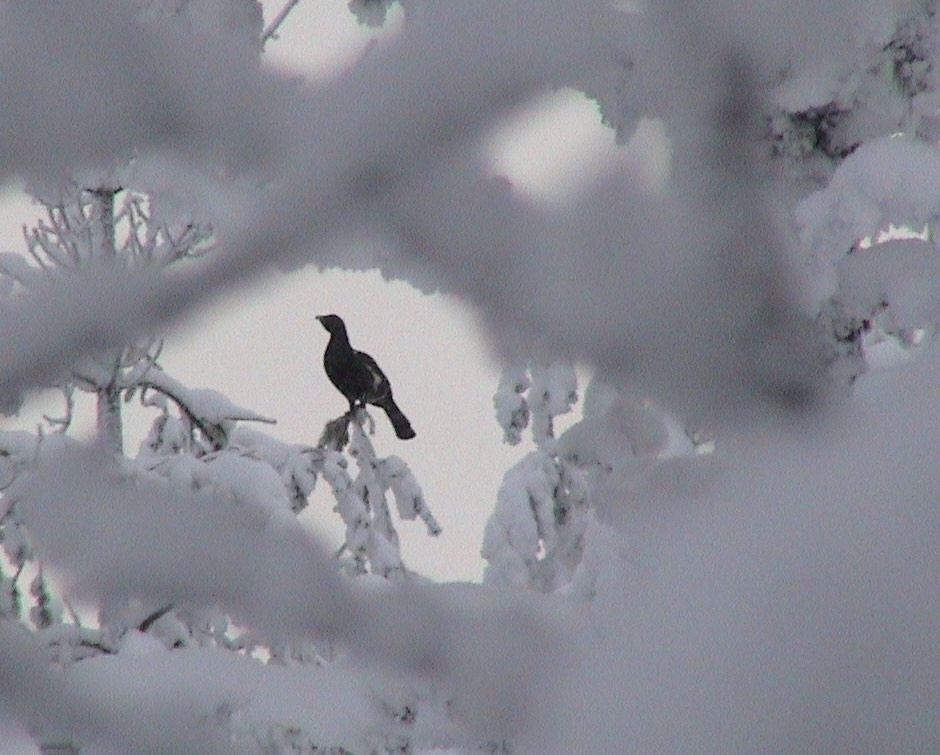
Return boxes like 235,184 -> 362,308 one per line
228,427 -> 321,515
528,362 -> 578,447
377,455 -> 441,536
138,364 -> 275,452
482,445 -> 592,592
487,361 -> 576,589
489,362 -> 582,590
485,361 -> 718,600
316,408 -> 439,578
320,448 -> 372,575
329,439 -> 398,577
484,363 -> 633,592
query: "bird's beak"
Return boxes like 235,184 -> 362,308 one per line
315,315 -> 324,324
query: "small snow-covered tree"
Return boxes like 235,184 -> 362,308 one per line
482,362 -> 587,591
0,184 -> 214,452
0,181 -> 285,655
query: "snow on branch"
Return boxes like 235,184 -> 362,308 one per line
796,136 -> 940,268
5,439 -> 561,750
493,361 -> 576,450
528,362 -> 578,446
484,360 -> 588,591
493,365 -> 529,445
11,437 -> 348,636
229,426 -> 320,515
316,410 -> 440,579
484,363 -> 713,595
139,364 -> 275,451
377,455 -> 441,537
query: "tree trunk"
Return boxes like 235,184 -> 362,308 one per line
91,187 -> 123,454
90,187 -> 116,257
96,383 -> 123,455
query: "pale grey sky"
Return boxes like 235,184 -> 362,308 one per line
0,0 -> 664,581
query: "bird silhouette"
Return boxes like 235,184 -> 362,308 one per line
316,314 -> 416,440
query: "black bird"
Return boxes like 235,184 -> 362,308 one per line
316,314 -> 416,440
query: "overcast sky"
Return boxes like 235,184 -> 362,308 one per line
0,0 -> 666,582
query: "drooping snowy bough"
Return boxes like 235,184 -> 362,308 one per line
319,408 -> 440,580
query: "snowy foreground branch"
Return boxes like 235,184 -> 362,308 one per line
0,359 -> 446,751
0,0 -> 829,423
2,440 -> 557,753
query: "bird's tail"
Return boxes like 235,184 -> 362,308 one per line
378,396 -> 415,440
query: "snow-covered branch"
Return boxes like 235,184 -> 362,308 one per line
318,410 -> 440,579
484,361 -> 590,591
139,365 -> 275,452
7,439 -> 561,752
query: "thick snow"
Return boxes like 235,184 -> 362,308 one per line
797,136 -> 940,272
836,238 -> 940,327
3,0 -> 940,752
141,366 -> 275,426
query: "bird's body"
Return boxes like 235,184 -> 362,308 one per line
316,314 -> 416,440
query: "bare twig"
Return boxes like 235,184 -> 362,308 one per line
261,0 -> 302,48
62,598 -> 82,627
138,603 -> 174,633
119,339 -> 164,388
42,385 -> 75,433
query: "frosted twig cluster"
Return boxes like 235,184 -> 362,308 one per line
0,185 -> 214,453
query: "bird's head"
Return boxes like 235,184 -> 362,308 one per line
316,314 -> 346,335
